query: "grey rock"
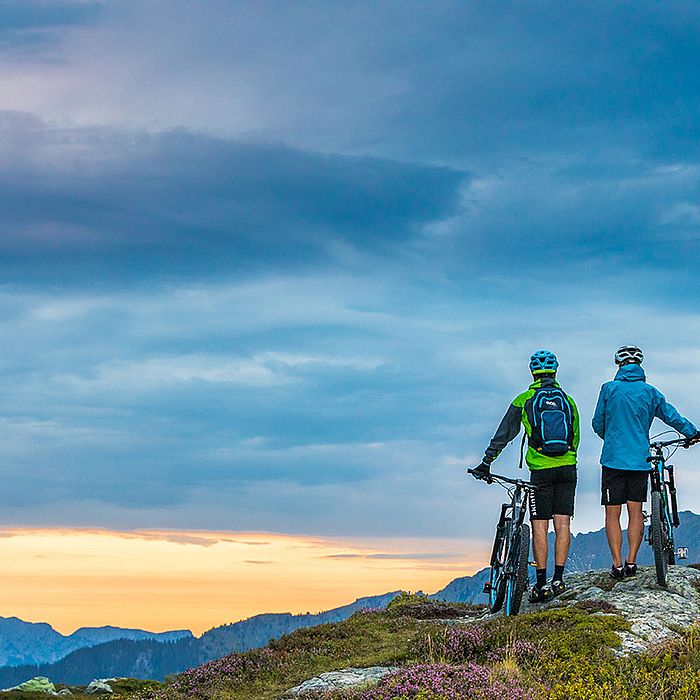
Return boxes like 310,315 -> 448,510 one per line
85,680 -> 113,695
56,690 -> 72,696
286,667 -> 398,696
433,511 -> 700,605
486,565 -> 700,654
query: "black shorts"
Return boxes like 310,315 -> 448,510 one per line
601,467 -> 648,505
528,465 -> 577,520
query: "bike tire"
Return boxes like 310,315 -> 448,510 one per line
651,490 -> 669,587
488,524 -> 508,613
504,522 -> 530,616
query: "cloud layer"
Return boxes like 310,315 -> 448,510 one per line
0,2 -> 699,549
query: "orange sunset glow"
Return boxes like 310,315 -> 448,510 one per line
0,528 -> 488,636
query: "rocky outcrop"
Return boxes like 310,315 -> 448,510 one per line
433,511 -> 700,605
2,677 -> 57,694
511,565 -> 700,653
286,667 -> 398,696
85,680 -> 113,695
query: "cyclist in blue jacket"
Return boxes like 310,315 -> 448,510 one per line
592,346 -> 700,579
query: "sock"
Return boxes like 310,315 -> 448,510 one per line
536,568 -> 547,588
553,564 -> 565,582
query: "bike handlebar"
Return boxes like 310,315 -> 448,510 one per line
467,468 -> 538,490
650,436 -> 697,450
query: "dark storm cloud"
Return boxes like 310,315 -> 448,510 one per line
41,1 -> 697,165
0,1 -> 102,53
0,113 -> 466,285
368,1 -> 700,163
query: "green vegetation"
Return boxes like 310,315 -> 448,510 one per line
385,593 -> 483,620
112,598 -> 700,699
0,678 -> 163,700
145,606 -> 440,700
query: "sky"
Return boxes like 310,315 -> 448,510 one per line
1,0 -> 700,632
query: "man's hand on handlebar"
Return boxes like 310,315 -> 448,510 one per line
684,431 -> 700,448
471,461 -> 493,483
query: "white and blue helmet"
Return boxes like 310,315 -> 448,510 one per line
529,350 -> 559,374
614,345 -> 643,366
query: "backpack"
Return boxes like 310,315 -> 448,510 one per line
528,387 -> 574,457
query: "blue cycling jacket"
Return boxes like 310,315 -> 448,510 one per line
592,363 -> 697,471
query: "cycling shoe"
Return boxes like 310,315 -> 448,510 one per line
528,583 -> 553,603
609,565 -> 626,580
551,579 -> 566,597
624,561 -> 638,577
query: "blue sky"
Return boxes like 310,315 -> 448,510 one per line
1,0 -> 700,544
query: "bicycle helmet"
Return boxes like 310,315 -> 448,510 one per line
529,350 -> 559,374
614,345 -> 643,366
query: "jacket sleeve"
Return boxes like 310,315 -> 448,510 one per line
592,385 -> 607,439
654,390 -> 698,437
568,395 -> 581,450
483,402 -> 522,465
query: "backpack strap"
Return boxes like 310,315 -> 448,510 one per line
518,431 -> 527,469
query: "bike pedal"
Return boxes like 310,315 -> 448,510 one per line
528,561 -> 537,567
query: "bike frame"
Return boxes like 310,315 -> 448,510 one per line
469,469 -> 536,615
499,480 -> 529,613
648,442 -> 680,529
647,438 -> 684,578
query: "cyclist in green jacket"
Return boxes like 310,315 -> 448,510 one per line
473,350 -> 580,602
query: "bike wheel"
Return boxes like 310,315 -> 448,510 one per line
651,490 -> 670,587
504,523 -> 530,616
488,523 -> 508,613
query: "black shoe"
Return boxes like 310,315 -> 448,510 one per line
624,561 -> 638,577
551,579 -> 566,597
609,565 -> 625,580
528,583 -> 553,603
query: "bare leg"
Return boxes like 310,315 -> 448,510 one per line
552,515 -> 571,566
626,501 -> 644,564
605,505 -> 623,567
531,519 -> 549,570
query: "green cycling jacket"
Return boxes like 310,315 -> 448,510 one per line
482,375 -> 580,470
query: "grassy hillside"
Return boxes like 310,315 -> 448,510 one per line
129,594 -> 700,700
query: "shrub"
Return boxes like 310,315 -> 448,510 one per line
387,593 -> 482,620
574,599 -> 620,614
357,663 -> 531,700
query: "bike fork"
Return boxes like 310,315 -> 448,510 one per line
667,465 -> 680,528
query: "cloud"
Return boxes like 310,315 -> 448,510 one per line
0,1 -> 102,55
324,552 -> 461,560
0,113 -> 466,286
0,2 -> 698,555
4,1 -> 700,167
0,273 -> 698,541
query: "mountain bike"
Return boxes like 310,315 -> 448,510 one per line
468,469 -> 537,615
646,435 -> 696,587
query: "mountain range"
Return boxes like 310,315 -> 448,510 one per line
0,592 -> 400,686
1,510 -> 698,685
0,619 -> 191,667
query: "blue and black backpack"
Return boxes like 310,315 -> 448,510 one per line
528,387 -> 574,457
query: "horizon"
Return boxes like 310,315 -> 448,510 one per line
1,1 -> 700,633
0,526 -> 487,636
5,510 -> 699,636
